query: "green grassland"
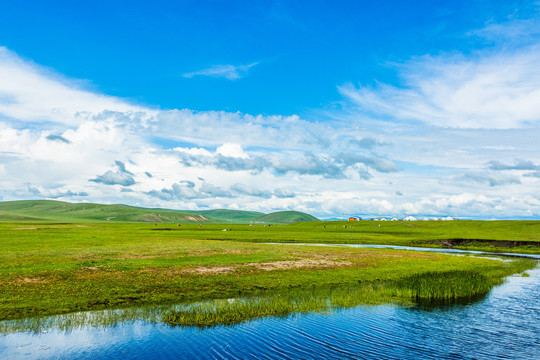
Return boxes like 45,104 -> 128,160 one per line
1,201 -> 539,253
0,221 -> 537,329
0,200 -> 538,328
0,200 -> 318,224
178,220 -> 539,254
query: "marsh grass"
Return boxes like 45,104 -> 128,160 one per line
162,266 -> 521,327
394,270 -> 492,301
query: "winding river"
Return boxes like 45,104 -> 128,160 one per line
1,246 -> 539,359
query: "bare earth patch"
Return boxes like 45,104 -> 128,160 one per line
12,225 -> 89,230
182,258 -> 352,275
81,266 -> 107,271
187,249 -> 248,256
15,277 -> 49,283
185,215 -> 207,222
120,253 -> 161,260
184,266 -> 236,275
248,258 -> 352,271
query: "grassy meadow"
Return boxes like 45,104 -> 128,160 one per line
0,221 -> 537,329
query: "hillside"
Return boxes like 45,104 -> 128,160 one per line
250,211 -> 320,224
0,200 -> 208,223
0,200 -> 319,224
192,209 -> 265,222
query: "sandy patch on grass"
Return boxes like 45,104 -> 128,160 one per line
12,225 -> 88,230
14,277 -> 49,283
184,266 -> 236,275
82,266 -> 107,271
185,215 -> 207,221
120,253 -> 161,259
248,259 -> 352,271
187,249 -> 248,256
118,249 -> 251,259
181,258 -> 352,275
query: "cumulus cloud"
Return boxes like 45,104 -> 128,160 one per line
175,147 -> 398,179
46,134 -> 70,144
147,181 -> 233,201
230,183 -> 273,199
19,184 -> 88,199
524,170 -> 540,178
273,188 -> 295,198
147,182 -> 201,201
216,143 -> 249,158
90,161 -> 136,186
199,182 -> 234,198
273,152 -> 346,179
183,62 -> 258,80
349,137 -> 389,149
488,159 -> 540,171
461,172 -> 521,187
337,153 -> 399,173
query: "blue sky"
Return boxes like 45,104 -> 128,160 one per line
1,0 -> 533,115
0,0 -> 539,219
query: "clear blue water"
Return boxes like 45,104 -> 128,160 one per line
1,250 -> 539,359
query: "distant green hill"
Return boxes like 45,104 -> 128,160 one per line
192,209 -> 265,222
0,200 -> 207,223
0,200 -> 319,224
250,211 -> 320,224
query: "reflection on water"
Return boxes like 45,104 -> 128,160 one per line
1,266 -> 538,359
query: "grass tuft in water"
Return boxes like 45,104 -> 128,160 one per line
394,270 -> 492,301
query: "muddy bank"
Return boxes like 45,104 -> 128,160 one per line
431,238 -> 540,248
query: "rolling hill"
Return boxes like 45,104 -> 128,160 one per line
0,200 -> 319,224
250,211 -> 320,224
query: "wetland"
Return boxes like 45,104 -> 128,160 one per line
0,221 -> 539,358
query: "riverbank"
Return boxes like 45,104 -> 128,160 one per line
0,222 -> 536,323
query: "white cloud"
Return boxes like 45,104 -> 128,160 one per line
216,143 -> 249,159
339,46 -> 540,129
90,161 -> 136,186
182,62 -> 258,80
0,47 -> 153,126
469,16 -> 540,46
